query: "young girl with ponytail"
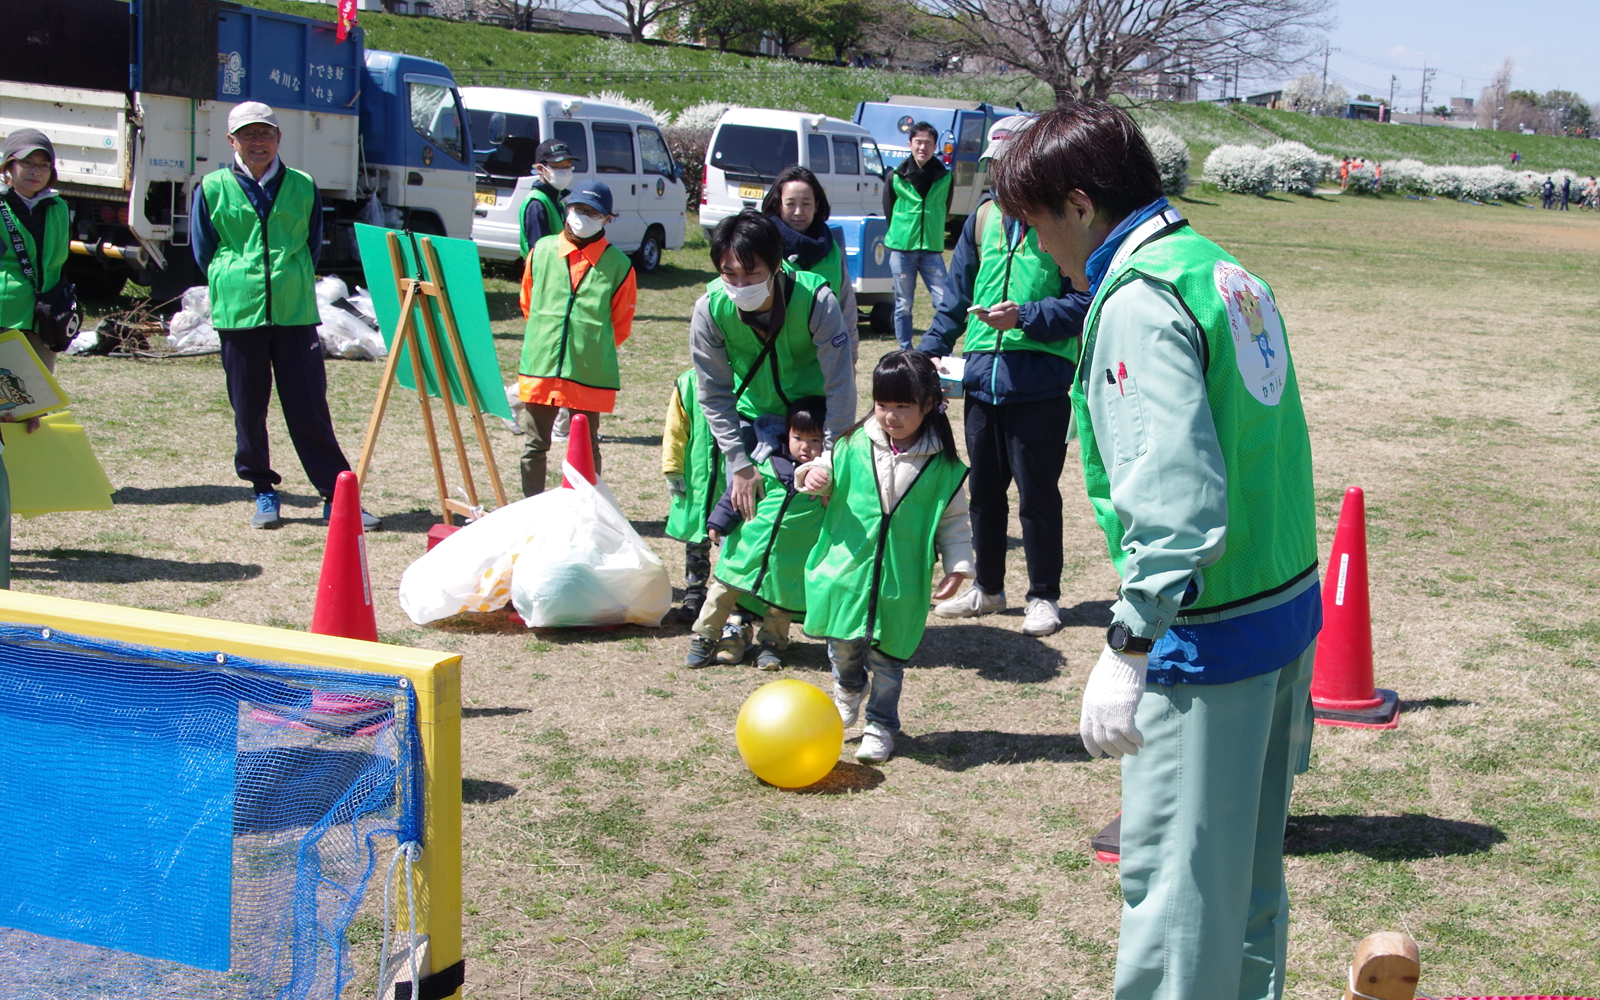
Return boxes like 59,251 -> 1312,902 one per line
796,350 -> 974,762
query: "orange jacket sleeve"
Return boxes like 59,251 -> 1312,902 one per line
610,265 -> 637,346
518,251 -> 534,319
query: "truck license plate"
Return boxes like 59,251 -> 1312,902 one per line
474,188 -> 498,207
738,183 -> 765,201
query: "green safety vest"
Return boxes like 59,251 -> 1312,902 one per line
519,234 -> 633,391
0,194 -> 68,332
713,459 -> 825,614
804,431 -> 968,660
518,186 -> 563,257
665,369 -> 724,545
885,169 -> 950,252
1074,222 -> 1317,616
962,203 -> 1077,363
804,235 -> 846,302
705,267 -> 827,421
200,166 -> 319,329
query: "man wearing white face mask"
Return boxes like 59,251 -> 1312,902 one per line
516,179 -> 636,495
517,138 -> 575,257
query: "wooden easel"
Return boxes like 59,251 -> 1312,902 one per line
355,230 -> 508,525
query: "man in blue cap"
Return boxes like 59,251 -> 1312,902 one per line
515,179 -> 637,495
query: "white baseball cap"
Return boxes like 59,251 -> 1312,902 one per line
981,114 -> 1035,163
228,102 -> 280,134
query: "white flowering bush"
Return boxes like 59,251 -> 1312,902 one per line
1203,145 -> 1278,195
587,90 -> 670,128
1264,141 -> 1325,195
1144,126 -> 1190,196
1377,159 -> 1427,193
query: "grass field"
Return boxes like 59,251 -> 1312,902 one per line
35,190 -> 1600,998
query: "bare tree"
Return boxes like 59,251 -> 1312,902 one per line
1475,59 -> 1511,130
476,0 -> 575,30
916,0 -> 1331,105
593,0 -> 692,41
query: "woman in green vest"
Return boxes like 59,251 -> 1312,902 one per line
0,130 -> 71,374
992,101 -> 1321,1000
760,166 -> 857,364
797,351 -> 973,763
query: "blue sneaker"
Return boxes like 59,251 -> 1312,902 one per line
322,500 -> 383,531
251,490 -> 282,529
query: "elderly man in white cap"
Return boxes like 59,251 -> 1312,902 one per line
190,102 -> 378,530
918,114 -> 1091,638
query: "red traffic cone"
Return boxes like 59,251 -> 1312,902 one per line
562,412 -> 597,488
310,471 -> 379,643
1311,487 -> 1399,729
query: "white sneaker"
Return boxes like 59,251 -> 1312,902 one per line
832,681 -> 866,727
856,722 -> 894,763
1022,598 -> 1063,636
933,585 -> 1006,618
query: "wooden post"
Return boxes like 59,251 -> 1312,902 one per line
1344,932 -> 1420,1000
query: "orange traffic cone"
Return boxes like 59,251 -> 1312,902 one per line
1311,487 -> 1399,729
562,412 -> 597,488
310,471 -> 379,643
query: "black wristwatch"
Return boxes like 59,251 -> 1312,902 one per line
1106,622 -> 1154,655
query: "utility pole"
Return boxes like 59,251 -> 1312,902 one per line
1418,63 -> 1435,124
1321,42 -> 1330,94
1389,75 -> 1397,120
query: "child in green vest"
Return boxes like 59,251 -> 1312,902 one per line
796,351 -> 973,763
686,399 -> 827,671
662,369 -> 721,623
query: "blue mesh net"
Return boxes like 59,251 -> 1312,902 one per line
0,622 -> 424,1000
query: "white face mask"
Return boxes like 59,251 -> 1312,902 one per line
722,277 -> 771,312
566,209 -> 604,239
546,167 -> 574,190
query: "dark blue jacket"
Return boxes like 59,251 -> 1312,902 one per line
917,201 -> 1089,405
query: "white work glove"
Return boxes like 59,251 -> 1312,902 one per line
666,475 -> 687,499
1079,646 -> 1148,759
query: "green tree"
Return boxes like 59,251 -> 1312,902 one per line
686,0 -> 760,51
754,0 -> 814,56
806,0 -> 872,62
1541,89 -> 1592,135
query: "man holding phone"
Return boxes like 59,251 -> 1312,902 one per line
918,116 -> 1090,637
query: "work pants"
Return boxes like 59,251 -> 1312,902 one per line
219,324 -> 350,497
964,395 -> 1071,603
1115,644 -> 1315,1000
519,402 -> 601,497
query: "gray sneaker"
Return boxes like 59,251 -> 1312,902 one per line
832,681 -> 866,727
1022,598 -> 1063,637
685,635 -> 716,668
933,585 -> 1005,618
755,640 -> 782,671
251,490 -> 282,529
857,722 -> 895,763
712,619 -> 747,664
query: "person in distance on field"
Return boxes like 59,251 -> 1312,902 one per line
882,122 -> 953,350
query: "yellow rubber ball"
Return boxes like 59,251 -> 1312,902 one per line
735,679 -> 844,788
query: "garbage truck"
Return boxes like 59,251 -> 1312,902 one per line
0,0 -> 476,301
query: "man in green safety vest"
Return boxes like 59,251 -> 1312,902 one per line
881,121 -> 952,350
993,101 -> 1321,1000
920,115 -> 1091,639
191,102 -> 379,532
517,139 -> 574,257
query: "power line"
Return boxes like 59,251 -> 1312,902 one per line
1335,46 -> 1492,86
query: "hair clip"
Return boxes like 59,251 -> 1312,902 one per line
938,401 -> 948,414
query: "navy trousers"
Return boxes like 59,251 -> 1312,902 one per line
963,394 -> 1072,603
218,324 -> 351,497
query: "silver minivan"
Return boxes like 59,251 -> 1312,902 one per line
699,108 -> 886,234
462,88 -> 686,271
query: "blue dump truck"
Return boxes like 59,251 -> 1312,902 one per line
0,0 -> 475,299
853,97 -> 1015,228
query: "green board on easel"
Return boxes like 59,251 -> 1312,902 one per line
354,224 -> 512,420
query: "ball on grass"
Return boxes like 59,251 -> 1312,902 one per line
735,679 -> 844,788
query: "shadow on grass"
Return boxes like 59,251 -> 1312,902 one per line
1400,697 -> 1475,713
13,548 -> 263,583
638,263 -> 717,291
789,761 -> 884,795
463,778 -> 519,804
899,729 -> 1088,770
112,485 -> 321,508
603,435 -> 665,447
916,622 -> 1067,682
1284,813 -> 1506,860
463,706 -> 531,718
1176,194 -> 1219,207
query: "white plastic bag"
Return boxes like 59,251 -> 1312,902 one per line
397,464 -> 670,628
510,470 -> 671,627
166,286 -> 219,352
315,276 -> 388,360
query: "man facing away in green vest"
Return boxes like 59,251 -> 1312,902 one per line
993,101 -> 1321,1000
191,102 -> 380,531
881,121 -> 953,351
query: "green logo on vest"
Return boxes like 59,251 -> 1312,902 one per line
1215,261 -> 1288,406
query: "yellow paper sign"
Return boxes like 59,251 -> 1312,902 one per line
1,410 -> 114,517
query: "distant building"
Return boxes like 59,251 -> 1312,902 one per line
1450,97 -> 1475,116
421,0 -> 629,34
1345,100 -> 1383,121
1119,64 -> 1197,103
1245,90 -> 1283,109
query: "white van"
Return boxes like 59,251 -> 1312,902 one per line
700,108 -> 887,234
461,88 -> 687,271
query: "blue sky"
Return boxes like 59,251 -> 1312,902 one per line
1234,0 -> 1597,109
